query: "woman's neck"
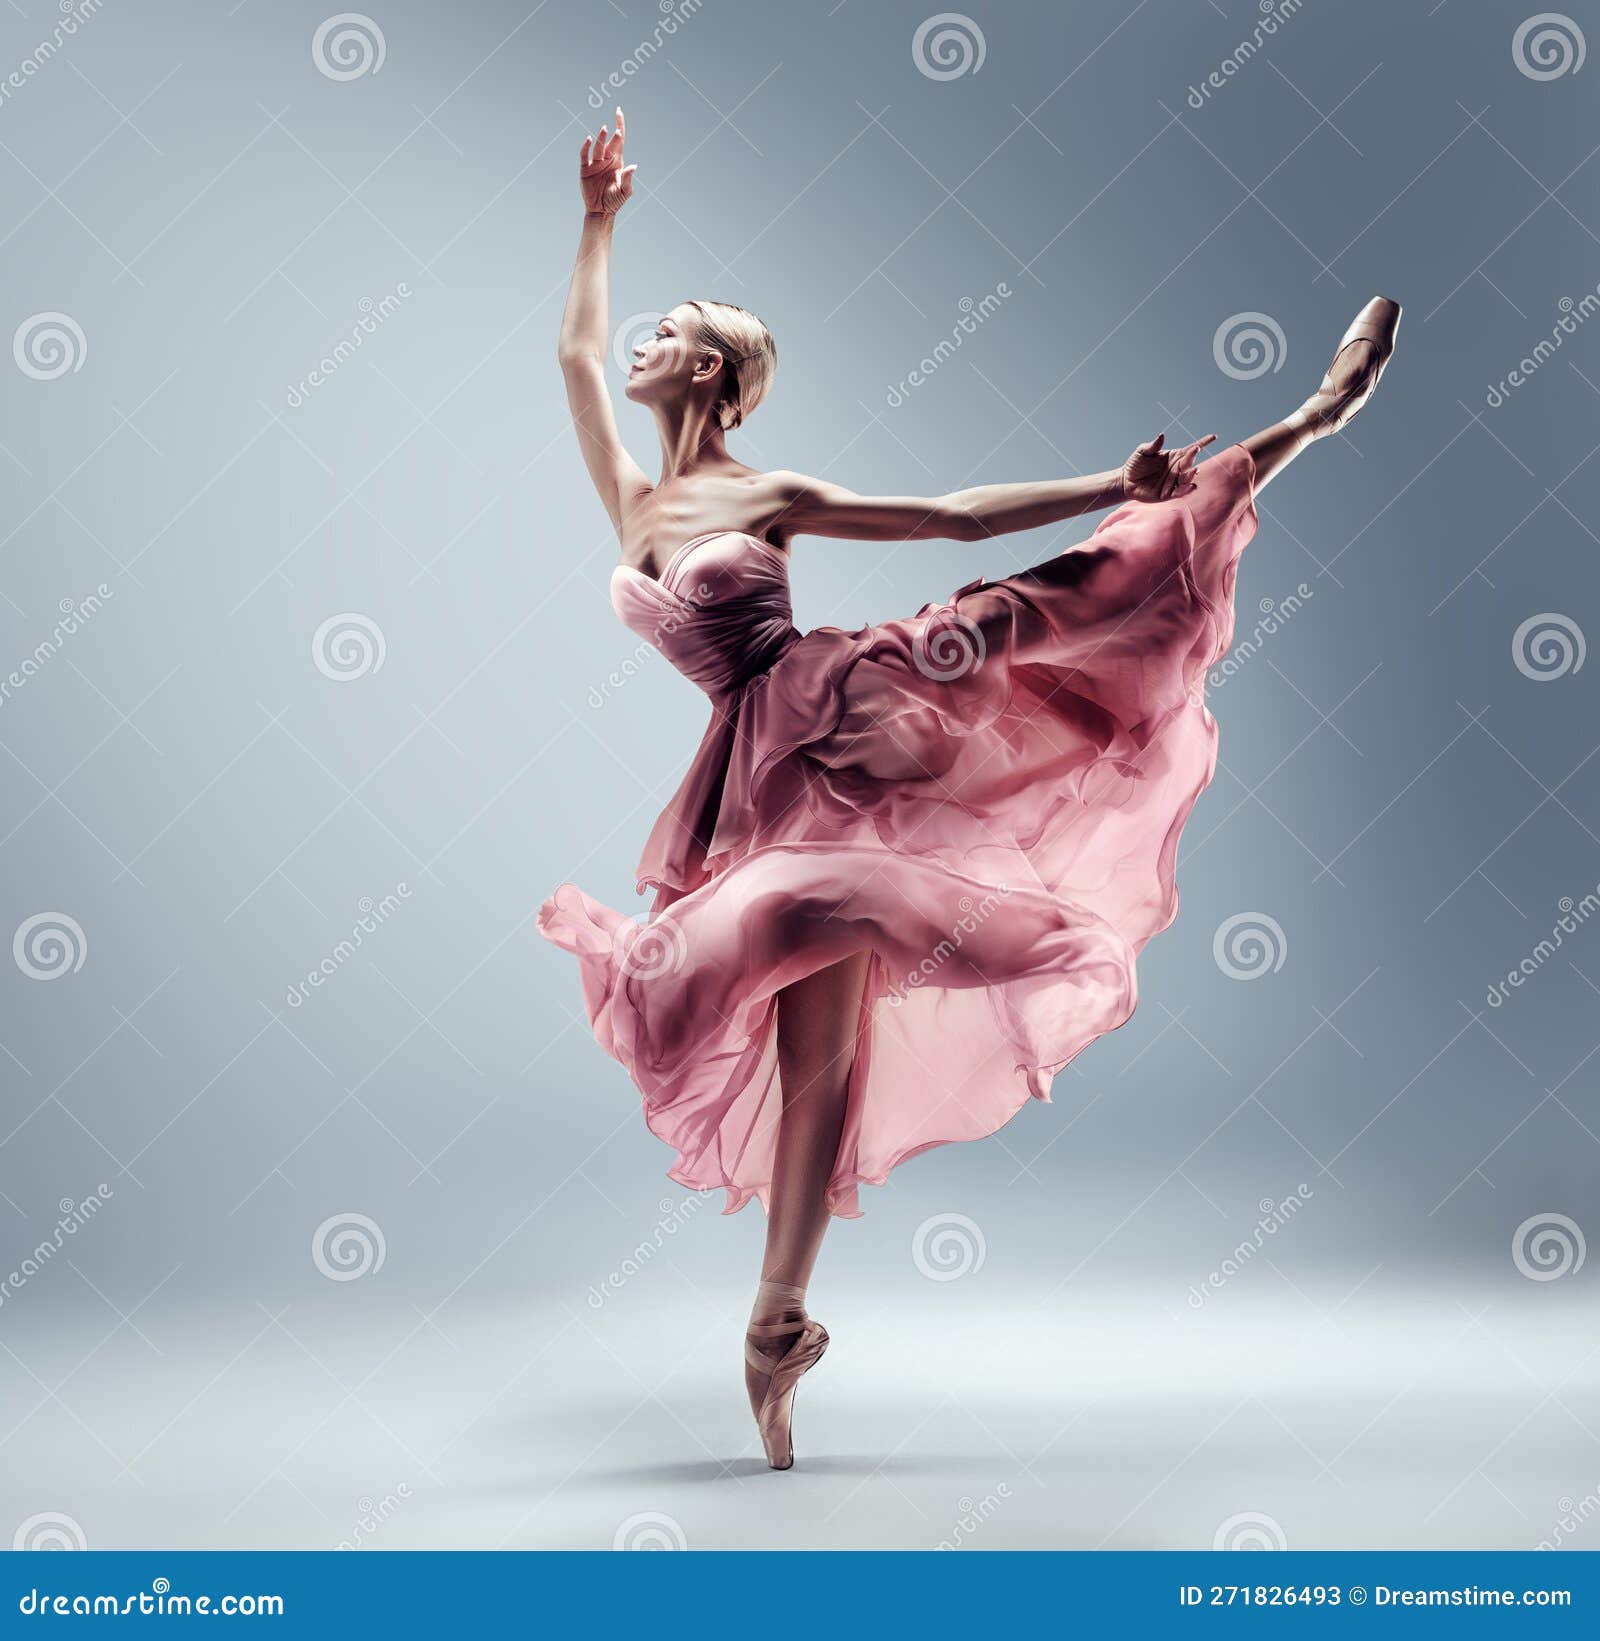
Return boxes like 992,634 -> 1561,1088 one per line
654,406 -> 730,484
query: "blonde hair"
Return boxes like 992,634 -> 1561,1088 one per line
685,300 -> 776,431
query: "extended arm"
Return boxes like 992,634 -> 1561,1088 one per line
768,434 -> 1214,545
557,112 -> 648,530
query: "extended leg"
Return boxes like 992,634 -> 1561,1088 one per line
1239,419 -> 1308,495
1240,296 -> 1401,495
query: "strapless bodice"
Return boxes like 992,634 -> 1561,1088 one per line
611,531 -> 801,696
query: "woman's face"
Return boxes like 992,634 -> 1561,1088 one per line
623,303 -> 715,409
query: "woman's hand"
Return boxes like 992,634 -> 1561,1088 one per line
579,107 -> 636,218
1121,432 -> 1216,502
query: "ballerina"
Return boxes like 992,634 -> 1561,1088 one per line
541,108 -> 1400,1469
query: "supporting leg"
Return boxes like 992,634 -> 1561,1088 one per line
744,949 -> 870,1424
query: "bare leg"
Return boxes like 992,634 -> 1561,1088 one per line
1239,419 -> 1307,495
744,949 -> 870,1421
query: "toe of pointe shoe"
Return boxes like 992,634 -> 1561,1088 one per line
1357,295 -> 1403,340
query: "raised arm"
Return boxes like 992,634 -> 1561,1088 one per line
766,434 -> 1216,545
557,109 -> 648,530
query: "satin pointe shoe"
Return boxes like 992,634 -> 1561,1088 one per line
744,1278 -> 829,1471
1281,295 -> 1402,454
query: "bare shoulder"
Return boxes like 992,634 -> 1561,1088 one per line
754,468 -> 822,544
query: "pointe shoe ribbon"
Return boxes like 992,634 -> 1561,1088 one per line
746,1278 -> 829,1470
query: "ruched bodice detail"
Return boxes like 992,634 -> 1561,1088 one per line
544,447 -> 1263,1219
611,532 -> 801,697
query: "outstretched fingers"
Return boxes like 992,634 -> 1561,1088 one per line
1175,433 -> 1217,491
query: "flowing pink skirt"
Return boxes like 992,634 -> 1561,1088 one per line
540,443 -> 1260,1216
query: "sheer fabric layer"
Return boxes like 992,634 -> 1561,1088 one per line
539,445 -> 1260,1216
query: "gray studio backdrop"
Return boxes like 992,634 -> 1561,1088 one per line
1,0 -> 1597,1552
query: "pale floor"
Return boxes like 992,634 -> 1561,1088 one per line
3,1288 -> 1595,1552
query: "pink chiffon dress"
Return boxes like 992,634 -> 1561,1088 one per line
539,442 -> 1260,1217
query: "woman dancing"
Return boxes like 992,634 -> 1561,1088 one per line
540,109 -> 1400,1469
